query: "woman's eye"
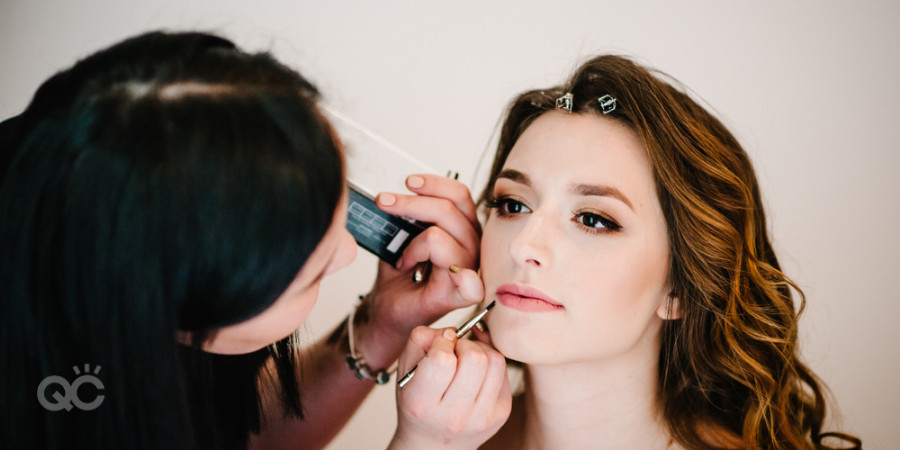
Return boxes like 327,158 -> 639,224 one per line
489,197 -> 531,216
575,212 -> 621,232
502,199 -> 528,214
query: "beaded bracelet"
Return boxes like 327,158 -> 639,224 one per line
345,298 -> 396,385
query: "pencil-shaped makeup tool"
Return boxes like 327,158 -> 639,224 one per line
397,300 -> 496,389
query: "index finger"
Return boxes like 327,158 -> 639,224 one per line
405,174 -> 480,233
397,326 -> 439,375
400,327 -> 459,392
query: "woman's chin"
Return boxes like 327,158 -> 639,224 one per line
486,323 -> 541,364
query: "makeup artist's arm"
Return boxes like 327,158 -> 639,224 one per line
250,174 -> 483,449
388,323 -> 512,450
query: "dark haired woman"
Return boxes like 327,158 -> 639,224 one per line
0,31 -> 503,449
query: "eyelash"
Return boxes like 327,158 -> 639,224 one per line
484,195 -> 528,216
485,195 -> 622,234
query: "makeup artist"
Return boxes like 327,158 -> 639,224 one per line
0,30 -> 509,450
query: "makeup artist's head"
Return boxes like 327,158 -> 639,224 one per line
0,31 -> 354,448
477,55 -> 833,447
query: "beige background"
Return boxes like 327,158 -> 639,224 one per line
2,1 -> 897,448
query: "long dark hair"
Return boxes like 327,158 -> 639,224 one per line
479,55 -> 860,449
0,31 -> 344,449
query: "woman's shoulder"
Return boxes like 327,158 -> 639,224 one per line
478,394 -> 745,449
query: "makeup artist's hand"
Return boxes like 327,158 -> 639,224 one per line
351,174 -> 483,369
389,326 -> 511,450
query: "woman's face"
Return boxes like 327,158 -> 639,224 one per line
481,111 -> 673,366
200,193 -> 357,355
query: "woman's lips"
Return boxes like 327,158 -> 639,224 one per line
496,283 -> 564,312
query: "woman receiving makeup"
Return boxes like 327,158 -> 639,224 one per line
399,55 -> 860,449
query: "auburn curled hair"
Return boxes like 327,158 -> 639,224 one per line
478,55 -> 859,449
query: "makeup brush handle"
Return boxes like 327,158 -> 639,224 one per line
397,363 -> 419,388
397,301 -> 494,389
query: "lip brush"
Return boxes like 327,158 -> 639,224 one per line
397,300 -> 496,389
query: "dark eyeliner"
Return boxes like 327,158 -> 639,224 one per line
573,210 -> 621,234
487,195 -> 529,217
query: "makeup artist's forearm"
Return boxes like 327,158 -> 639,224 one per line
251,323 -> 407,449
251,344 -> 374,450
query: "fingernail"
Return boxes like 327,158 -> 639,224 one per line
379,193 -> 396,206
449,264 -> 463,274
407,175 -> 425,189
474,322 -> 485,332
442,329 -> 457,341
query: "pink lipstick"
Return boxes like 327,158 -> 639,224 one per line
496,283 -> 564,312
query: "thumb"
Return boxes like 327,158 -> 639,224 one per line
448,265 -> 485,307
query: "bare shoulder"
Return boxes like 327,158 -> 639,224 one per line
480,394 -> 525,450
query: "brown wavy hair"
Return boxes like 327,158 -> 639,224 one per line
477,55 -> 860,449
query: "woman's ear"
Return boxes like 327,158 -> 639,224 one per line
656,293 -> 682,320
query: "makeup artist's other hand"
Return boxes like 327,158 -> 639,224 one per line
389,326 -> 511,450
354,174 -> 482,364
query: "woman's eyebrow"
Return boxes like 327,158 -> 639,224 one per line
498,169 -> 634,210
497,169 -> 530,185
571,183 -> 634,211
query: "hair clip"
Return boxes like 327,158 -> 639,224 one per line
598,94 -> 617,114
555,93 -> 573,112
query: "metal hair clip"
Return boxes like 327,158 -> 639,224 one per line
598,94 -> 617,114
555,93 -> 573,112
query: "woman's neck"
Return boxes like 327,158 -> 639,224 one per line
524,361 -> 669,448
494,334 -> 675,450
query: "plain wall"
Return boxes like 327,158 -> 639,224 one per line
2,1 -> 897,448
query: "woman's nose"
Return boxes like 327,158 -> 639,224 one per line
508,215 -> 552,269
